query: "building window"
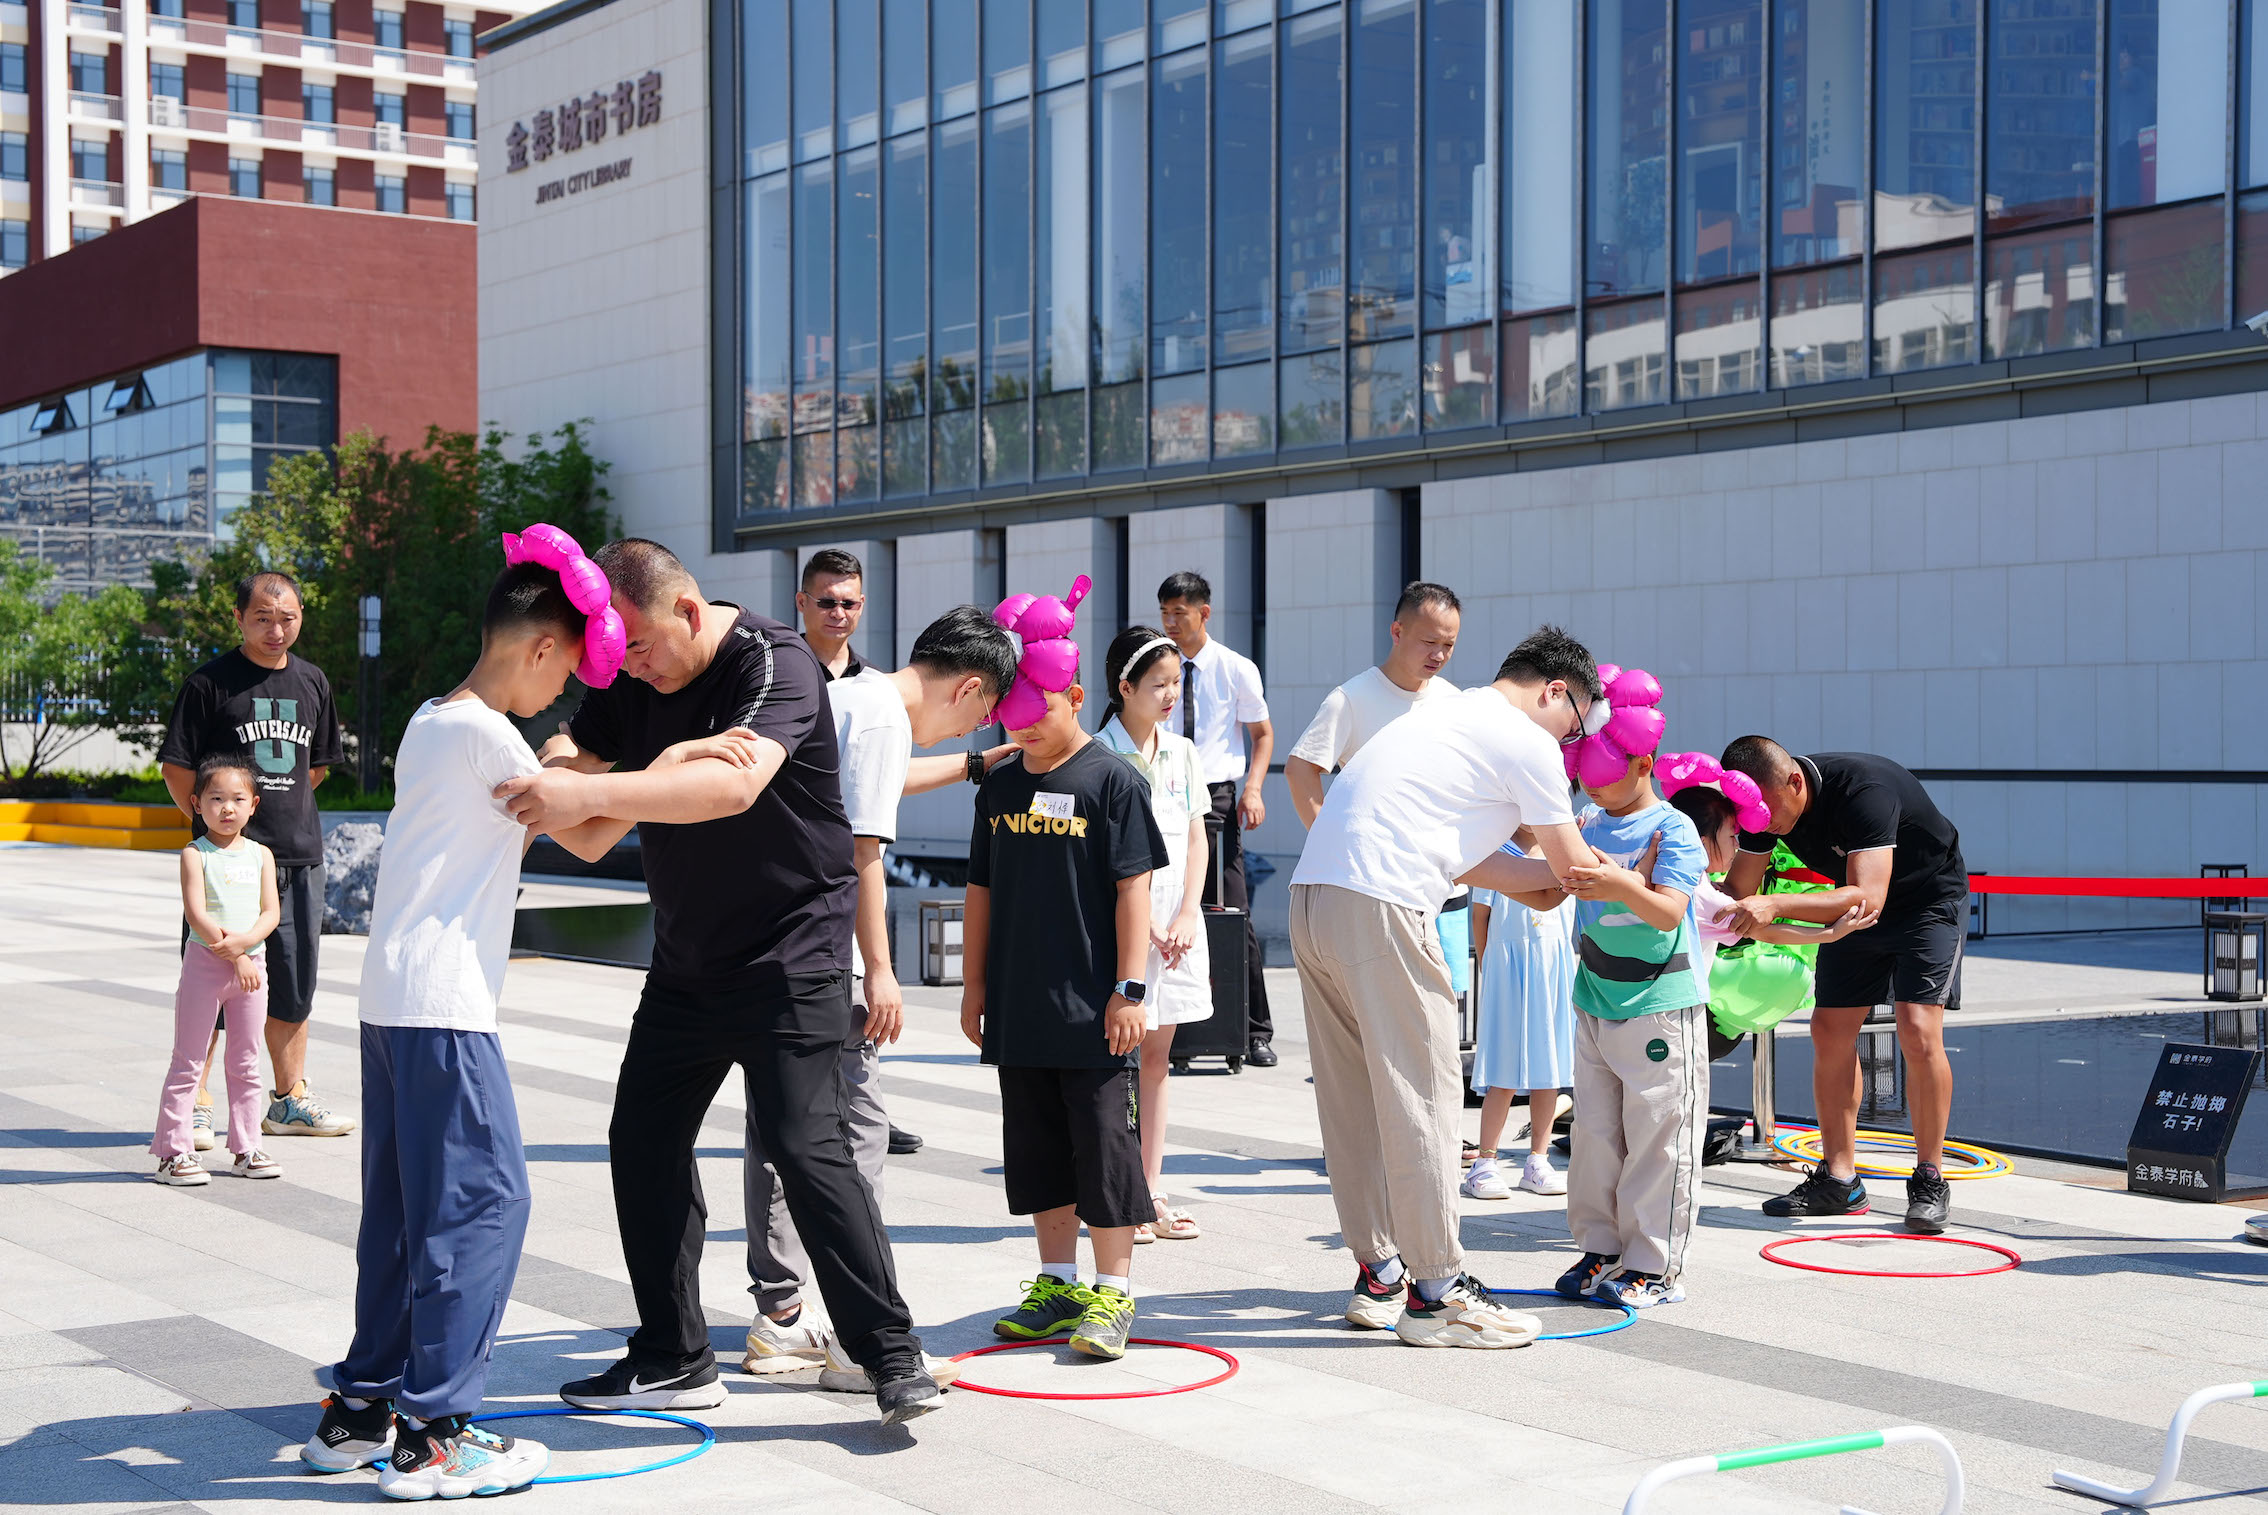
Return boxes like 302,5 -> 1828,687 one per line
444,99 -> 474,139
375,173 -> 405,212
228,0 -> 259,27
301,0 -> 334,38
230,156 -> 261,196
0,42 -> 24,94
72,138 -> 108,181
149,0 -> 183,15
228,71 -> 260,116
373,8 -> 404,48
152,147 -> 187,190
375,90 -> 406,127
1876,0 -> 1976,251
2108,0 -> 2230,210
0,218 -> 25,269
72,223 -> 104,245
303,82 -> 334,123
445,179 -> 473,219
305,164 -> 334,203
0,132 -> 24,182
70,50 -> 106,94
151,61 -> 184,100
443,17 -> 473,57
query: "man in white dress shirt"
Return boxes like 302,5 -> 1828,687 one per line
1157,571 -> 1278,1066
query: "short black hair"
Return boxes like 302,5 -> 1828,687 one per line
483,560 -> 584,644
908,604 -> 1020,697
1722,734 -> 1797,785
1493,623 -> 1601,699
591,538 -> 696,613
1157,570 -> 1211,607
235,570 -> 302,612
803,548 -> 864,589
1670,784 -> 1739,839
1394,580 -> 1461,621
192,751 -> 259,797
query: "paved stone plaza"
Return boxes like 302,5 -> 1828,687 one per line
4,845 -> 2267,1514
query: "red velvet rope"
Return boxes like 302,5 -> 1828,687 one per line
1964,877 -> 2268,899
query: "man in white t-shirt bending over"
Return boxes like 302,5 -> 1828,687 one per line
741,606 -> 1021,1380
1290,624 -> 1606,1350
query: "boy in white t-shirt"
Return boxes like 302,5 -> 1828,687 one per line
300,556 -> 633,1499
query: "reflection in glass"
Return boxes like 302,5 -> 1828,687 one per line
1279,348 -> 1343,445
1037,390 -> 1086,473
1873,244 -> 1975,371
983,398 -> 1030,481
1502,0 -> 1574,312
1154,0 -> 1205,55
1986,0 -> 2096,231
1772,0 -> 1863,265
2107,0 -> 2229,208
1152,371 -> 1209,461
987,0 -> 1031,102
885,417 -> 925,492
934,0 -> 977,117
1676,0 -> 1759,285
1424,0 -> 1490,329
795,431 -> 834,506
933,118 -> 979,415
885,0 -> 927,134
1218,0 -> 1267,33
933,408 -> 977,487
1215,31 -> 1273,363
1214,362 -> 1275,454
1985,227 -> 2095,358
1875,0 -> 1976,251
793,161 -> 833,433
1094,0 -> 1141,70
838,147 -> 879,426
838,424 -> 879,501
1039,0 -> 1084,86
1583,296 -> 1666,409
2105,201 -> 2226,341
745,0 -> 788,173
840,0 -> 878,147
1769,262 -> 1864,387
1351,0 -> 1417,339
984,102 -> 1034,480
883,135 -> 926,421
1674,280 -> 1759,399
1350,338 -> 1417,438
1423,325 -> 1491,429
1038,84 -> 1090,393
1151,49 -> 1208,375
745,174 -> 791,443
1588,0 -> 1667,297
2247,0 -> 2268,186
1094,67 -> 1146,385
794,0 -> 832,159
1500,310 -> 1578,421
1093,380 -> 1145,468
1280,8 -> 1343,350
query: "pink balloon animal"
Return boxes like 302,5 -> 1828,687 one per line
1569,665 -> 1667,790
499,523 -> 626,688
1655,750 -> 1773,833
991,574 -> 1092,731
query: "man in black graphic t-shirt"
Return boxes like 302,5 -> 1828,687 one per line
494,538 -> 938,1428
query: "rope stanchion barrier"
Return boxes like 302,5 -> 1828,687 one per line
1963,875 -> 2268,898
1769,1125 -> 2013,1181
944,1338 -> 1239,1400
1622,1424 -> 1964,1515
467,1408 -> 714,1484
1486,1288 -> 1639,1340
2050,1380 -> 2268,1507
1760,1232 -> 2021,1279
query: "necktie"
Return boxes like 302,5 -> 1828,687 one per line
1182,653 -> 1196,742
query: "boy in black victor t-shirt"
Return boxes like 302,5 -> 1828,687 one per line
961,659 -> 1166,1362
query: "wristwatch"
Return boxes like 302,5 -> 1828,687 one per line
1112,979 -> 1148,1004
966,750 -> 985,784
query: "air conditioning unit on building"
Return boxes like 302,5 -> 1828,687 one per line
150,96 -> 185,128
373,122 -> 405,152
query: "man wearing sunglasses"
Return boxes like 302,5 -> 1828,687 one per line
798,548 -> 871,681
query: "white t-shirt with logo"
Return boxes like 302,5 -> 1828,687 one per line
828,666 -> 913,980
360,696 -> 541,1032
1290,664 -> 1458,772
1291,687 -> 1575,914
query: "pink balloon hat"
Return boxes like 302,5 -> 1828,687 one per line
500,523 -> 626,687
991,574 -> 1092,730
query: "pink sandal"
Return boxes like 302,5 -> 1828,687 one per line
1150,1193 -> 1200,1240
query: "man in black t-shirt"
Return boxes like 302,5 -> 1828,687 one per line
157,570 -> 352,1140
494,538 -> 938,1427
1719,738 -> 1969,1235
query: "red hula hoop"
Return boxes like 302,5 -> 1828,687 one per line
1761,1231 -> 2021,1278
944,1338 -> 1241,1400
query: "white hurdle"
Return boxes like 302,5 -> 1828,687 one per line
2051,1379 -> 2268,1507
1622,1425 -> 1963,1515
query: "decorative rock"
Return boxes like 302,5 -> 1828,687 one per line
323,822 -> 385,935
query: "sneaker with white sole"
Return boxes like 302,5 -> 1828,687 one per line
231,1150 -> 282,1180
1593,1270 -> 1685,1309
1345,1258 -> 1405,1330
1519,1154 -> 1567,1195
301,1393 -> 394,1472
740,1311 -> 828,1374
1460,1163 -> 1511,1200
154,1154 -> 210,1187
560,1356 -> 728,1410
263,1081 -> 357,1137
815,1334 -> 963,1393
377,1414 -> 547,1500
1393,1275 -> 1541,1349
191,1102 -> 216,1152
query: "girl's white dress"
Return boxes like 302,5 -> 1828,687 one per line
1097,716 -> 1214,1028
1469,877 -> 1577,1094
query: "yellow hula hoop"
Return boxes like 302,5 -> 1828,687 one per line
1770,1126 -> 2014,1180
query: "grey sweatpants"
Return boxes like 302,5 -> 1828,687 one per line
1565,1005 -> 1707,1284
743,1038 -> 890,1314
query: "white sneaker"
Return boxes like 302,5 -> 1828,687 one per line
740,1311 -> 829,1374
191,1102 -> 216,1152
232,1150 -> 282,1180
154,1154 -> 209,1187
814,1334 -> 963,1393
377,1415 -> 547,1499
1393,1276 -> 1541,1349
1460,1163 -> 1511,1200
1519,1154 -> 1566,1195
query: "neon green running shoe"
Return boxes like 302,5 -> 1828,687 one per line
1069,1285 -> 1136,1360
993,1276 -> 1090,1340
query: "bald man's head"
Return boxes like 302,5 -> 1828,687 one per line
1722,735 -> 1805,834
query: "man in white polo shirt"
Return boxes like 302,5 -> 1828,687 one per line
1158,570 -> 1277,1066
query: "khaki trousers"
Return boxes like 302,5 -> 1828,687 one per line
1566,1004 -> 1707,1283
1289,883 -> 1465,1280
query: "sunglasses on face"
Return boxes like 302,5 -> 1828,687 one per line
811,596 -> 863,611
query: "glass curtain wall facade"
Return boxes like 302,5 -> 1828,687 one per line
0,351 -> 337,594
729,0 -> 2265,519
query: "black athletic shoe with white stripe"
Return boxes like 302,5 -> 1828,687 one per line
300,1392 -> 395,1472
1905,1164 -> 1951,1234
560,1356 -> 728,1410
1762,1165 -> 1870,1218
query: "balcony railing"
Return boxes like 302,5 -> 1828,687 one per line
66,3 -> 122,33
144,15 -> 470,79
71,177 -> 124,208
69,90 -> 124,121
147,97 -> 468,161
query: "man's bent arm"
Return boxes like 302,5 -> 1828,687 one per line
498,739 -> 789,830
1286,755 -> 1327,829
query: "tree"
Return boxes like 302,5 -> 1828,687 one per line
0,540 -> 157,779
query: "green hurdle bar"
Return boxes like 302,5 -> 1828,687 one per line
1622,1425 -> 1963,1515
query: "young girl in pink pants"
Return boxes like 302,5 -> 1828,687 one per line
152,754 -> 283,1185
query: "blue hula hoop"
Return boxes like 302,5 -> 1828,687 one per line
1487,1288 -> 1640,1340
467,1407 -> 715,1484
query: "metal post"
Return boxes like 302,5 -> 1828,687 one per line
1751,1021 -> 1777,1156
357,595 -> 382,794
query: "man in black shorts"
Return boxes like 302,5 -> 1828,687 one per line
495,538 -> 939,1426
1718,738 -> 1968,1234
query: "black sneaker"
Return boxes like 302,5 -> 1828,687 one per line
1553,1252 -> 1620,1299
1246,1040 -> 1280,1068
1905,1163 -> 1951,1234
873,1361 -> 943,1426
887,1125 -> 924,1155
561,1355 -> 728,1410
299,1392 -> 394,1472
1762,1165 -> 1870,1218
